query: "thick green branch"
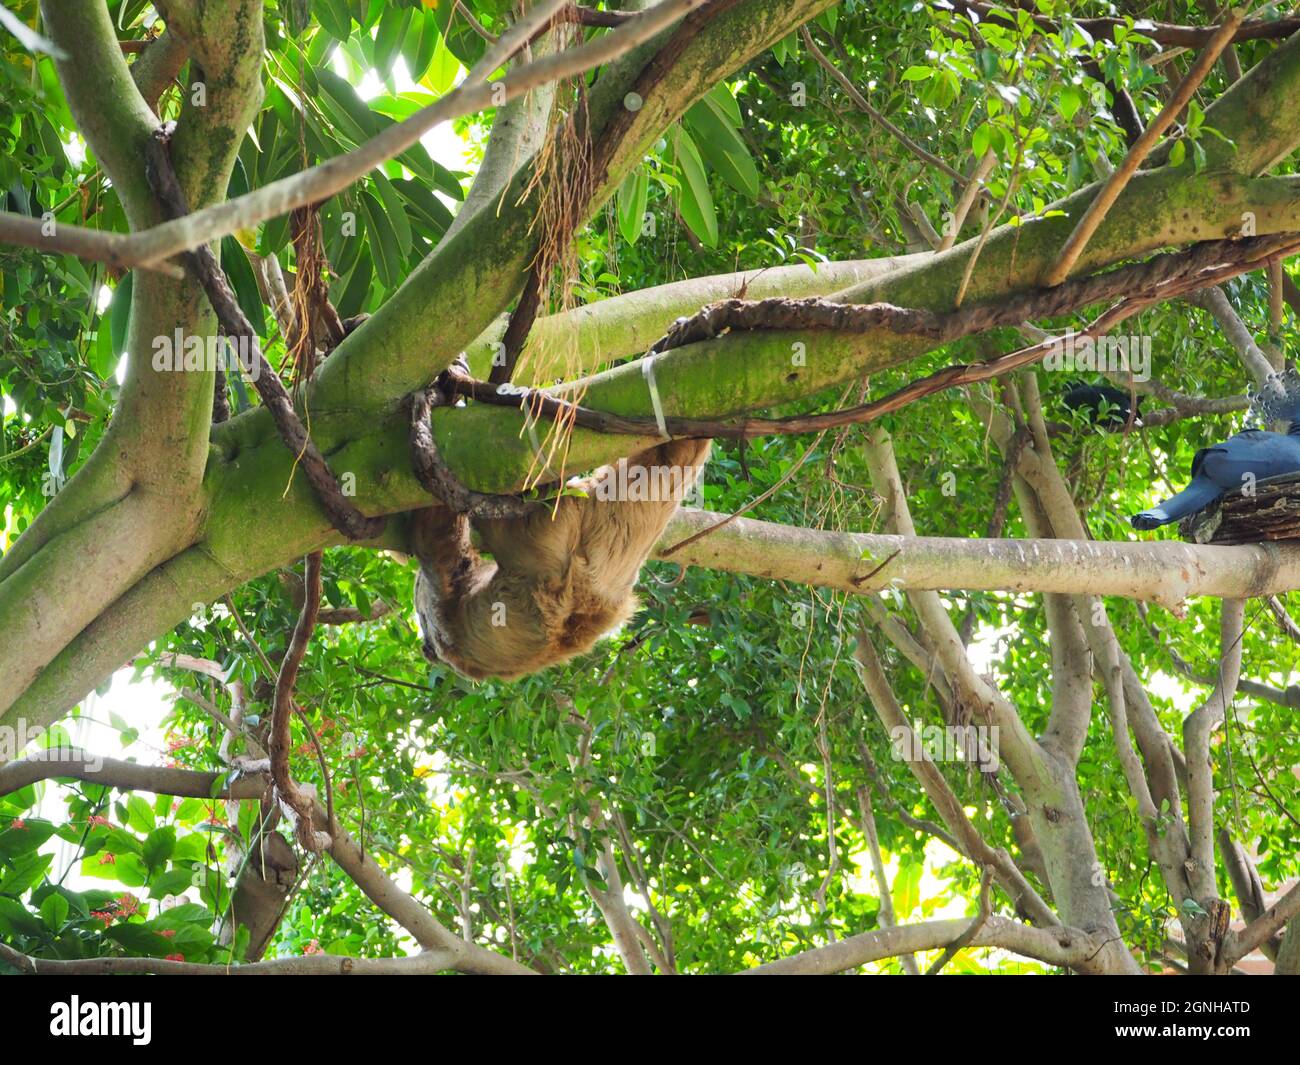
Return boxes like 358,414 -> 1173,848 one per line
10,8 -> 1300,741
304,0 -> 837,427
39,0 -> 159,222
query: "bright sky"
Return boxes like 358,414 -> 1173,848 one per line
337,53 -> 476,175
35,671 -> 175,888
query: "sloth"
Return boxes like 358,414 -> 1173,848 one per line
412,437 -> 711,681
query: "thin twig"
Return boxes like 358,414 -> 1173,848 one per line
799,26 -> 965,183
659,427 -> 831,556
925,866 -> 994,974
270,552 -> 331,852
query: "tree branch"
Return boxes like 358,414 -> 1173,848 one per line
741,914 -> 1106,974
1183,598 -> 1246,901
853,633 -> 1058,927
1043,7 -> 1246,286
0,750 -> 535,974
947,2 -> 1294,50
1225,881 -> 1300,966
0,0 -> 700,272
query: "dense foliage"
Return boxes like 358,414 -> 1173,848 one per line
2,0 -> 1298,974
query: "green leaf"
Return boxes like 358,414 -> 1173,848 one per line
391,177 -> 454,235
617,167 -> 649,246
316,68 -> 378,144
167,922 -> 214,953
902,66 -> 934,81
105,922 -> 174,957
141,826 -> 177,876
313,0 -> 353,41
332,250 -> 373,318
671,127 -> 718,247
172,833 -> 210,866
261,210 -> 294,257
771,31 -> 797,67
684,98 -> 759,199
423,30 -> 461,94
373,5 -> 413,80
0,786 -> 37,818
39,892 -> 69,932
90,319 -> 116,380
892,860 -> 922,919
429,3 -> 487,68
0,896 -> 46,938
0,818 -> 57,857
219,238 -> 266,338
358,190 -> 405,288
147,867 -> 194,900
1056,85 -> 1083,123
0,850 -> 52,895
126,795 -> 155,834
704,82 -> 742,126
152,902 -> 213,927
370,172 -> 413,258
174,798 -> 205,824
0,3 -> 68,57
403,9 -> 440,82
109,272 -> 133,359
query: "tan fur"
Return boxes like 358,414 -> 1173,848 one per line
413,438 -> 710,680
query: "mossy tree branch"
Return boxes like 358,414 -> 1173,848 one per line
8,18 -> 1300,737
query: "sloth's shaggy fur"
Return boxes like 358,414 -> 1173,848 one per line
413,438 -> 711,680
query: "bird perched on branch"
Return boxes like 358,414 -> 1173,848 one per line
1131,369 -> 1300,530
1062,381 -> 1142,430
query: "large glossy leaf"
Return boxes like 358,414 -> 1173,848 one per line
370,172 -> 413,259
358,189 -> 405,288
671,127 -> 718,247
617,166 -> 649,246
684,97 -> 760,199
422,29 -> 461,94
219,237 -> 267,338
313,0 -> 353,41
428,1 -> 489,68
315,68 -> 378,145
0,819 -> 57,858
402,9 -> 441,82
392,176 -> 455,235
109,272 -> 132,359
372,5 -> 413,80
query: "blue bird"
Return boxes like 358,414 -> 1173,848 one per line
1131,370 -> 1300,530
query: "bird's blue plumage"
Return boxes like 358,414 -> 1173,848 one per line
1131,430 -> 1300,530
1132,369 -> 1300,530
